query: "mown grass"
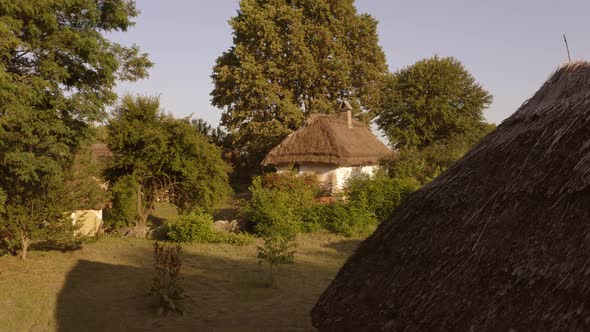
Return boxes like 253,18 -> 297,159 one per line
0,232 -> 361,331
148,202 -> 180,227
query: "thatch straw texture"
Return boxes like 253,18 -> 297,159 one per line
262,114 -> 393,167
312,62 -> 590,331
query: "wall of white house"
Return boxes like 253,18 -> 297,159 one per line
277,163 -> 335,188
276,164 -> 379,193
71,209 -> 103,236
333,165 -> 379,191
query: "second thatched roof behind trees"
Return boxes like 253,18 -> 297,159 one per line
262,114 -> 393,167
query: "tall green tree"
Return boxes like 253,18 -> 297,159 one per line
211,0 -> 388,170
191,118 -> 231,149
376,56 -> 493,149
106,95 -> 232,236
0,0 -> 152,258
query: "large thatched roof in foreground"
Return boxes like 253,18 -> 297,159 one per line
312,62 -> 590,331
262,114 -> 393,167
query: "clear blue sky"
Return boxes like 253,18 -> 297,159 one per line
110,0 -> 590,127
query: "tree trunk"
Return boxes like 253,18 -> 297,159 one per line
134,215 -> 149,238
133,183 -> 155,238
19,232 -> 30,260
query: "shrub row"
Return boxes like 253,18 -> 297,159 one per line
243,171 -> 417,238
346,171 -> 421,222
166,211 -> 253,245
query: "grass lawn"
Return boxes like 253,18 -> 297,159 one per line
0,232 -> 361,331
149,202 -> 181,226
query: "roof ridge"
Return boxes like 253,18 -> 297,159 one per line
261,112 -> 393,166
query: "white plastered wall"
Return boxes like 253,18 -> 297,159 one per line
71,209 -> 103,236
333,165 -> 379,192
277,164 -> 379,193
277,164 -> 336,189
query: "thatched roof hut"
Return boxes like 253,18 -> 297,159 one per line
312,62 -> 590,330
262,114 -> 392,167
262,104 -> 393,192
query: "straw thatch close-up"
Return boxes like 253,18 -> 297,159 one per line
262,113 -> 393,167
311,62 -> 590,331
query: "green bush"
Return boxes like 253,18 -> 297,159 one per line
103,175 -> 138,229
166,211 -> 252,245
328,201 -> 376,237
246,171 -> 384,237
257,231 -> 296,287
300,203 -> 331,232
302,201 -> 377,237
0,227 -> 19,256
346,171 -> 420,222
244,172 -> 319,236
387,137 -> 474,185
217,232 -> 254,246
259,171 -> 320,196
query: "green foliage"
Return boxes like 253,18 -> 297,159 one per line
93,125 -> 110,143
0,226 -> 19,256
1,174 -> 79,259
0,0 -> 151,258
167,212 -> 253,245
219,232 -> 254,246
0,0 -> 152,124
2,147 -> 109,257
302,201 -> 377,237
259,171 -> 320,195
350,136 -> 493,224
211,0 -> 389,171
149,242 -> 184,315
244,172 -> 319,235
257,235 -> 296,265
66,145 -> 110,210
326,201 -> 376,237
377,56 -> 493,149
257,227 -> 296,287
388,136 -> 487,186
346,171 -> 420,222
246,171 -> 378,237
191,118 -> 232,149
166,212 -> 215,243
104,175 -> 138,229
105,95 -> 232,232
0,188 -> 5,214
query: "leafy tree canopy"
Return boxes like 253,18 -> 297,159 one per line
191,118 -> 232,149
211,0 -> 388,167
0,0 -> 151,183
376,56 -> 493,149
0,0 -> 152,257
106,95 -> 232,234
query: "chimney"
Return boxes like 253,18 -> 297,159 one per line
340,100 -> 353,128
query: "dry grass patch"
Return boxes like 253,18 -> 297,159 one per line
0,232 -> 360,331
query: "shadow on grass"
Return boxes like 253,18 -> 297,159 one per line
322,239 -> 363,254
30,239 -> 83,253
55,247 -> 339,331
148,214 -> 167,227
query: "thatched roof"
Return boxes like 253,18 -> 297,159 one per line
262,114 -> 393,167
312,62 -> 590,330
